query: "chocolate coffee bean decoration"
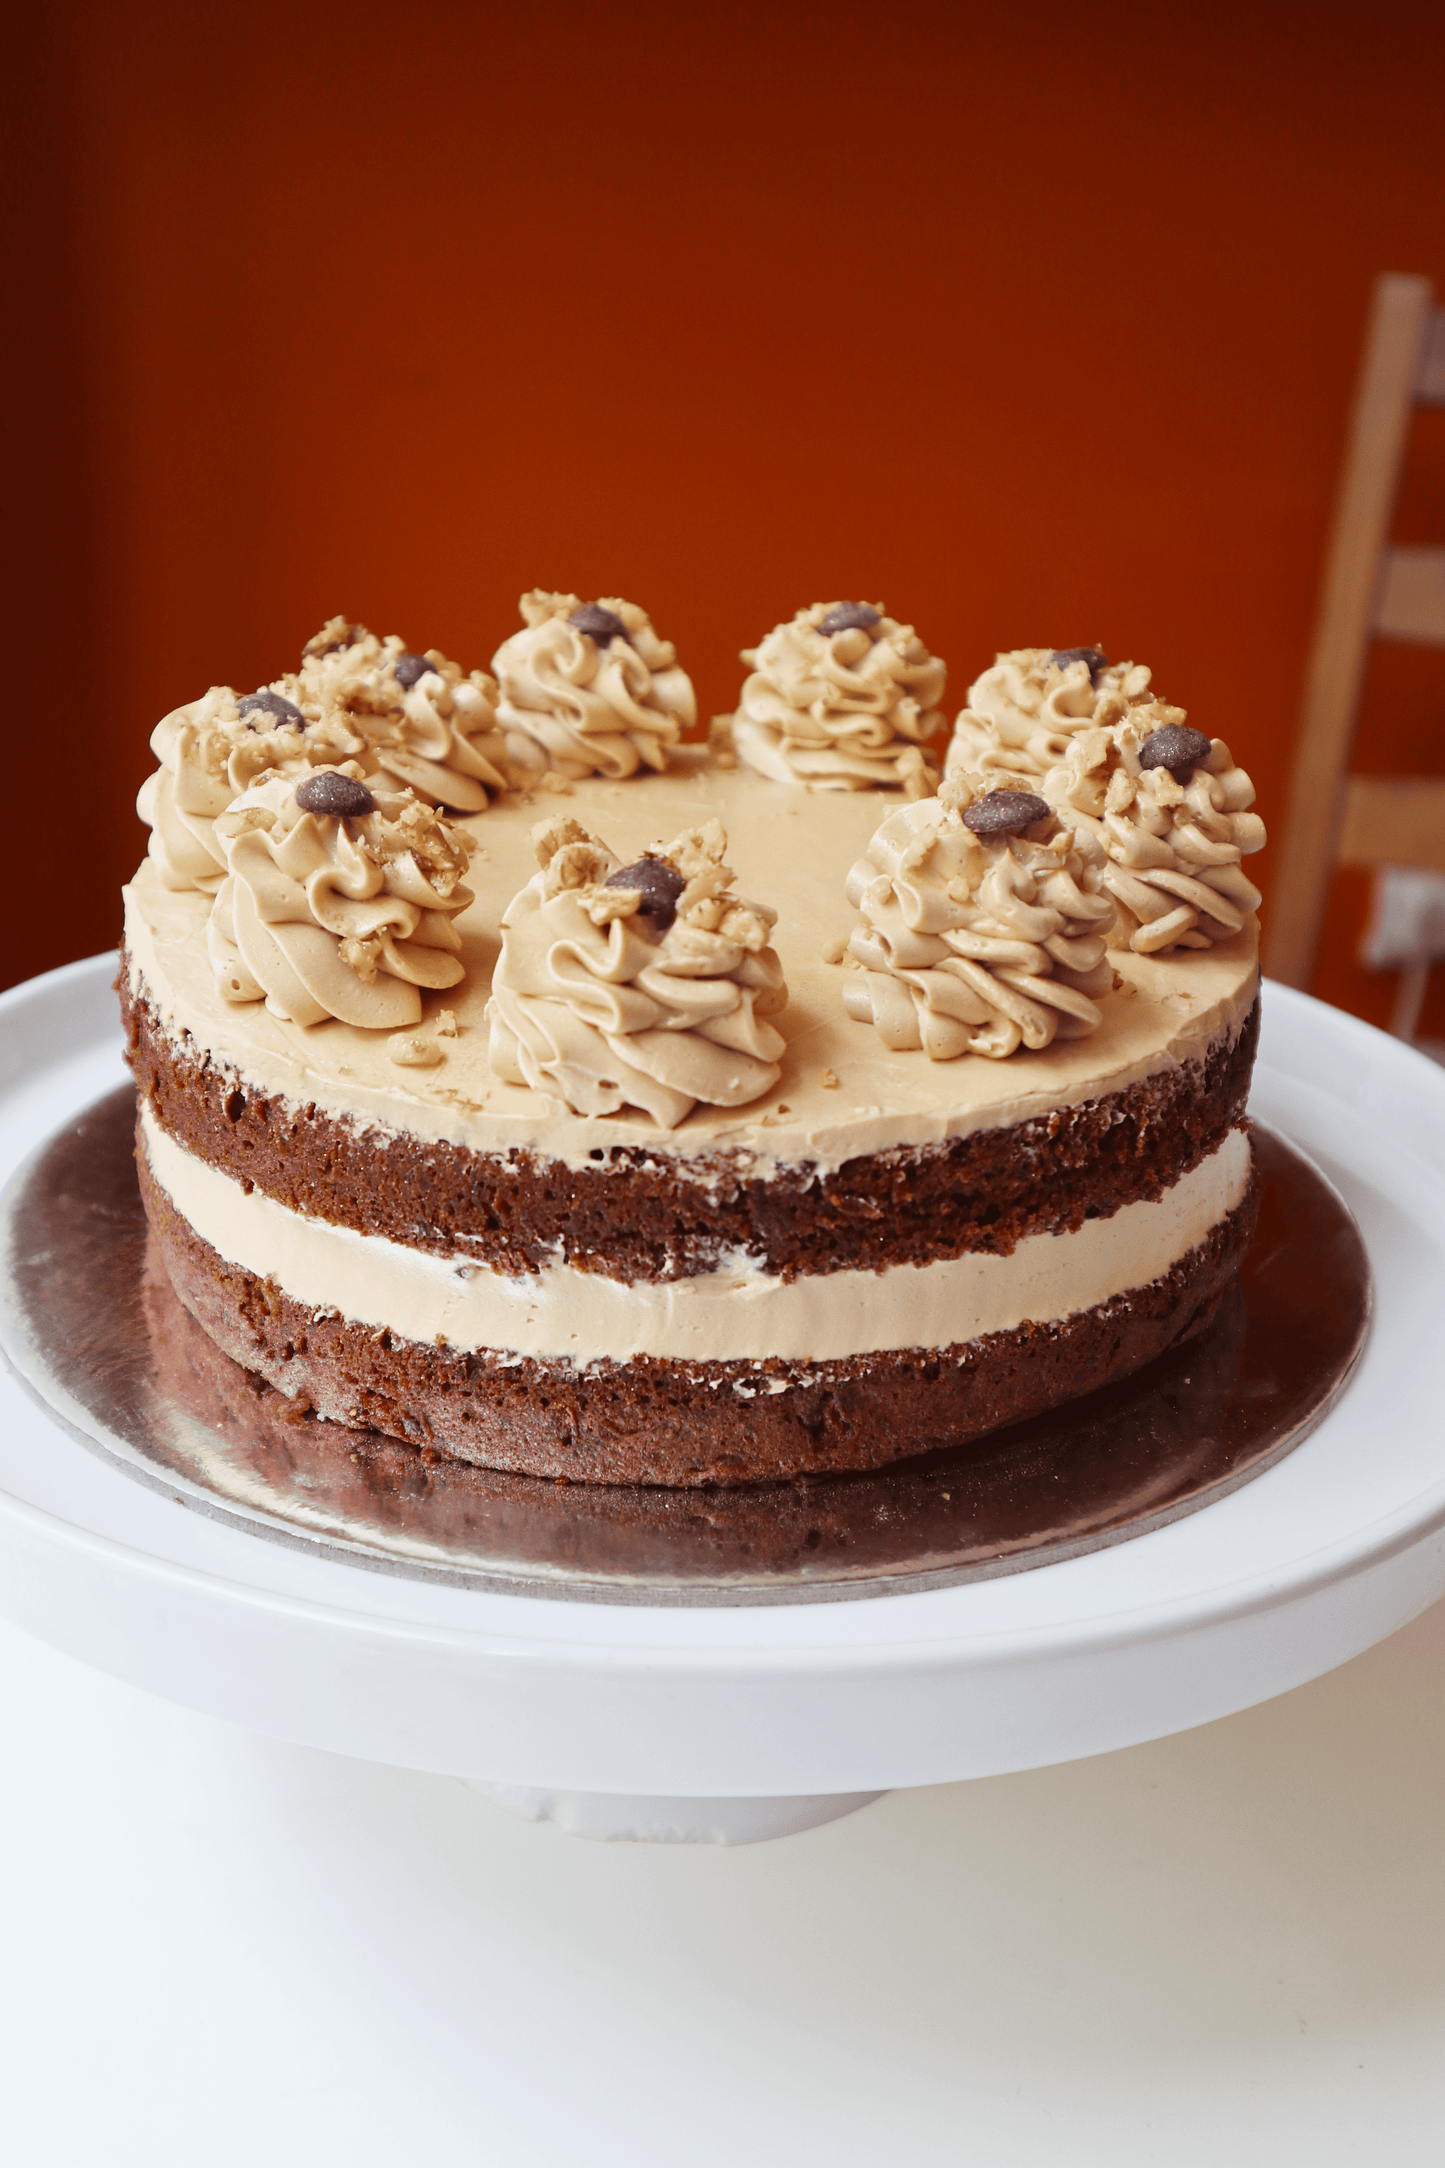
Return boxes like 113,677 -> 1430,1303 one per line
237,689 -> 307,730
295,772 -> 375,820
960,790 -> 1051,838
392,651 -> 435,691
819,602 -> 881,637
568,603 -> 629,647
1050,647 -> 1109,686
603,855 -> 687,934
1138,722 -> 1212,781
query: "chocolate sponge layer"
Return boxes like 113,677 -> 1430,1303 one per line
123,961 -> 1258,1286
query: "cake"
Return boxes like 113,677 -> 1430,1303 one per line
122,617 -> 1264,1488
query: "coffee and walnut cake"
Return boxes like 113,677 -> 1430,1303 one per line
123,608 -> 1264,1486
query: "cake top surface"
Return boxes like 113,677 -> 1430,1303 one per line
126,749 -> 1259,1176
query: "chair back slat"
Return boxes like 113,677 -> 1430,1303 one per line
1340,777 -> 1445,874
1375,546 -> 1445,646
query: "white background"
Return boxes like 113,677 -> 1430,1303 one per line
4,1593 -> 1443,2168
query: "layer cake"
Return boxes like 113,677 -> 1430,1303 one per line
123,608 -> 1262,1486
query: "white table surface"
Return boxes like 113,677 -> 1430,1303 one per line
4,1594 -> 1443,2166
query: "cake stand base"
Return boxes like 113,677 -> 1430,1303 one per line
464,1782 -> 888,1845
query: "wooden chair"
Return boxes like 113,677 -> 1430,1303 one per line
1267,274 -> 1445,1013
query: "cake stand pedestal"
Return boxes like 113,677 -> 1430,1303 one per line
2,957 -> 1443,1844
463,1783 -> 888,1844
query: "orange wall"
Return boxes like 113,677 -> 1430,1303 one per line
10,0 -> 1445,1024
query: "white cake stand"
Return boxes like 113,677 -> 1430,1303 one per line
2,955 -> 1443,1845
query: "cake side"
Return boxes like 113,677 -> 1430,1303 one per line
123,962 -> 1258,1278
138,1128 -> 1259,1486
137,1100 -> 1254,1365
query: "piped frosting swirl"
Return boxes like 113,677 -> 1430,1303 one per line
298,617 -> 510,812
731,601 -> 947,793
136,686 -> 370,893
840,776 -> 1115,1060
1044,704 -> 1266,953
486,815 -> 787,1129
206,766 -> 474,1029
944,648 -> 1266,954
946,647 -> 1154,787
490,592 -> 696,782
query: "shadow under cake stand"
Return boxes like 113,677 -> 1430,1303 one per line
0,957 -> 1441,1844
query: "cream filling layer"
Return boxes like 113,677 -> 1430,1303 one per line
142,1108 -> 1251,1367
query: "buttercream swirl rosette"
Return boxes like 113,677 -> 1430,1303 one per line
296,617 -> 510,813
946,646 -> 1155,788
206,766 -> 474,1030
136,684 -> 369,893
840,776 -> 1116,1060
486,815 -> 787,1130
489,592 -> 697,781
1043,704 -> 1266,954
731,601 -> 946,794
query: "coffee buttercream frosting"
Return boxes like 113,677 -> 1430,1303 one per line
206,766 -> 474,1029
297,617 -> 510,813
486,814 -> 787,1129
136,686 -> 371,894
1044,704 -> 1266,953
732,601 -> 946,793
490,593 -> 696,782
946,647 -> 1154,788
841,776 -> 1116,1059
